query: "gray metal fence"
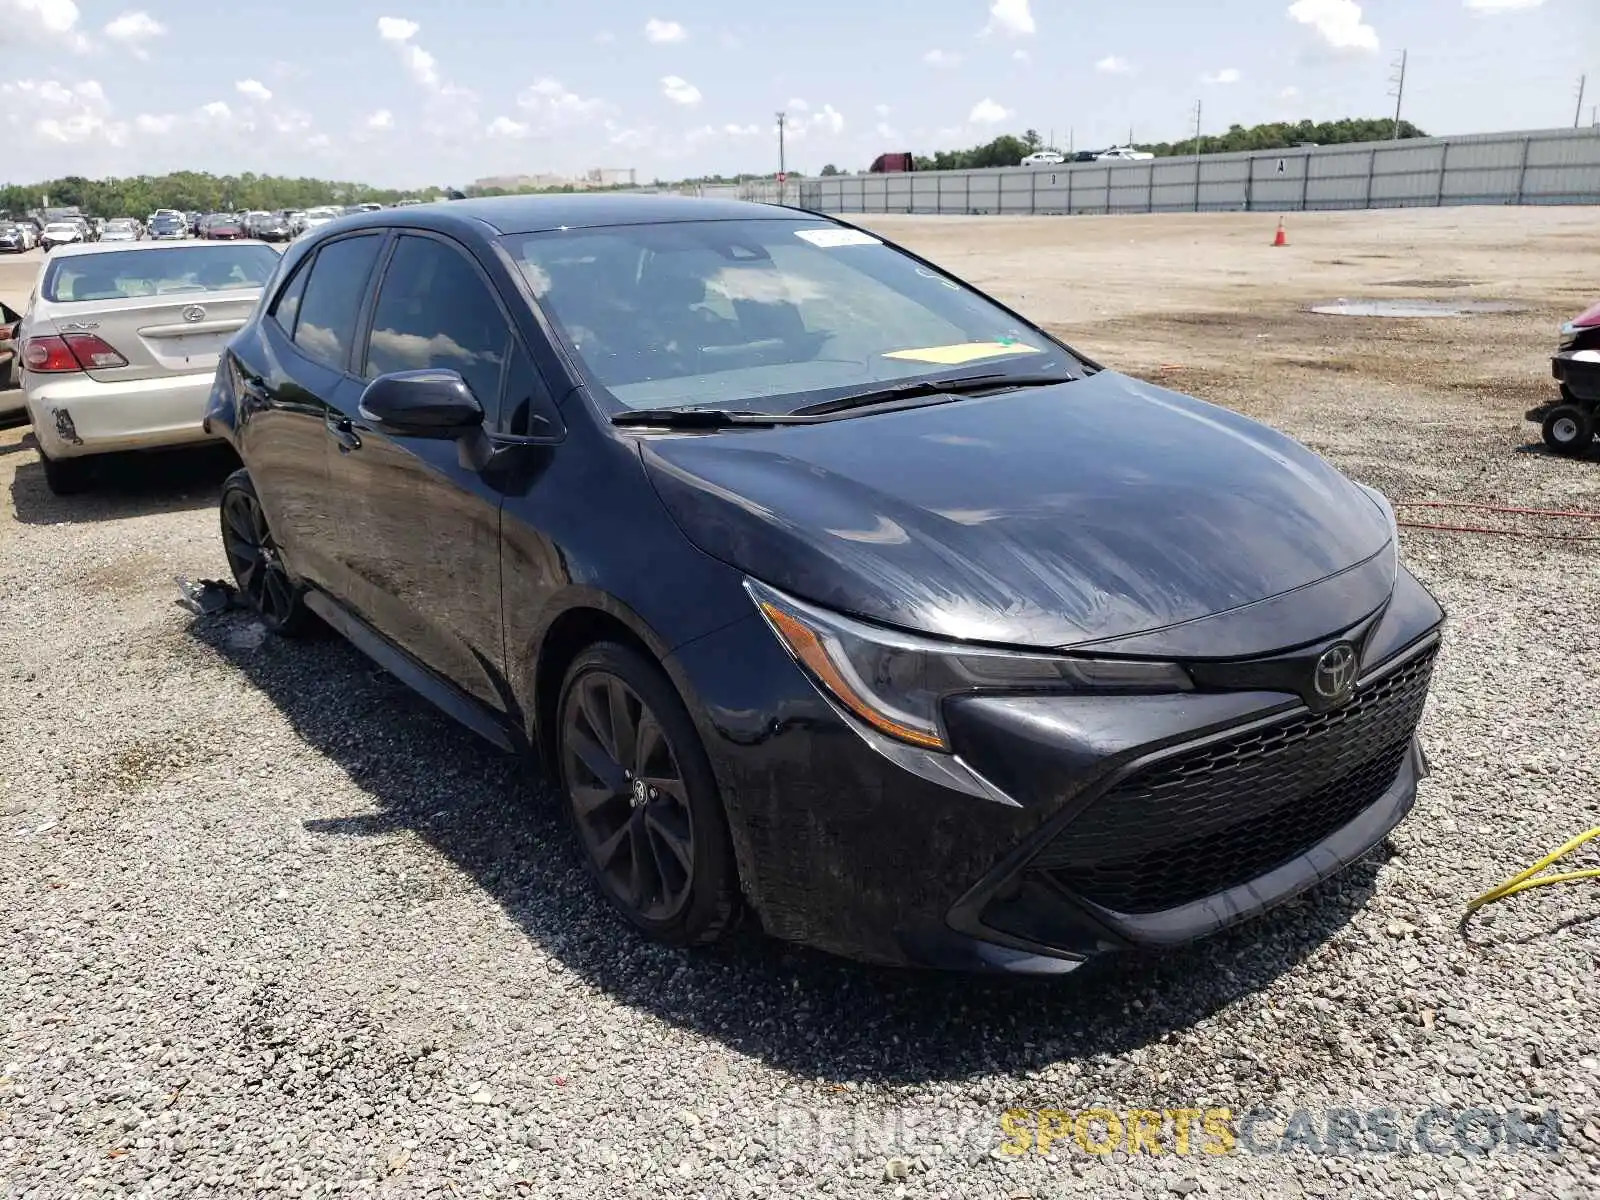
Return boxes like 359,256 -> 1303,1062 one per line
782,127 -> 1600,216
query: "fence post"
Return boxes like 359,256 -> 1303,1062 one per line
1148,160 -> 1156,213
1434,141 -> 1450,208
1104,167 -> 1112,214
1030,169 -> 1037,215
1193,156 -> 1201,212
1514,135 -> 1531,205
1245,156 -> 1254,212
1363,149 -> 1376,209
1299,152 -> 1311,211
1066,165 -> 1074,214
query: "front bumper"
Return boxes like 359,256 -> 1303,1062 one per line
24,370 -> 223,459
668,567 -> 1443,972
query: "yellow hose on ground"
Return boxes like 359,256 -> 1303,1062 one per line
1465,826 -> 1600,914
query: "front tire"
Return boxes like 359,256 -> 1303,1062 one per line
557,642 -> 741,946
219,469 -> 315,635
1542,404 -> 1594,457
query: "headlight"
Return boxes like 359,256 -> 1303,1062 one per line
745,579 -> 1192,752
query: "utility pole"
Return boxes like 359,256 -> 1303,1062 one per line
1576,76 -> 1587,128
1192,100 -> 1203,158
775,111 -> 787,205
1388,49 -> 1408,140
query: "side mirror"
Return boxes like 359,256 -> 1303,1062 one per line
358,369 -> 485,439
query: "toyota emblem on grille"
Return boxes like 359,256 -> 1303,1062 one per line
181,305 -> 206,323
1313,643 -> 1357,703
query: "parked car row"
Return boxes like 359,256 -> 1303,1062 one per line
1020,145 -> 1158,166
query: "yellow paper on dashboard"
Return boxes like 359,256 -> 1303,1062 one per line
881,341 -> 1044,366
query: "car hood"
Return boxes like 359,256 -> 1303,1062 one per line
640,370 -> 1394,652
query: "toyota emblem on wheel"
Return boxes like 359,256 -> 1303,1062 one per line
1313,643 -> 1357,702
182,305 -> 206,323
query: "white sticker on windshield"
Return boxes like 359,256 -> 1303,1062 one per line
795,228 -> 882,248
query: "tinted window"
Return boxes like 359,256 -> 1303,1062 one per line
270,257 -> 310,334
41,245 -> 282,302
292,234 -> 383,371
363,235 -> 509,411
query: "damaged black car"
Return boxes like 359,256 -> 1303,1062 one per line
203,196 -> 1444,974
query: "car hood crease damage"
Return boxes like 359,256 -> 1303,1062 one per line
640,371 -> 1393,652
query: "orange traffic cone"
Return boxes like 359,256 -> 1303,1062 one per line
1272,219 -> 1288,247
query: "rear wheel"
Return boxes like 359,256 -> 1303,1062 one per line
38,449 -> 92,495
557,642 -> 741,946
220,469 -> 315,635
1542,404 -> 1594,457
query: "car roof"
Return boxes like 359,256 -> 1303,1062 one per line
42,238 -> 274,259
322,193 -> 808,237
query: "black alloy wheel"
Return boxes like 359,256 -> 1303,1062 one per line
220,469 -> 313,634
557,643 -> 740,944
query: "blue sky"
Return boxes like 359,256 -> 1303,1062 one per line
1,0 -> 1595,188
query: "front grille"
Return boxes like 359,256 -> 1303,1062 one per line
1031,642 -> 1437,914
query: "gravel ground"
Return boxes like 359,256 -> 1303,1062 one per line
3,209 -> 1599,1199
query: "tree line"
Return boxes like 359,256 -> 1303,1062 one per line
896,117 -> 1429,173
0,171 -> 439,219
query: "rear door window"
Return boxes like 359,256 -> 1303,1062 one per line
291,234 -> 384,372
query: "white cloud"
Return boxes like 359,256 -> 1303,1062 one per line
875,103 -> 891,117
660,75 -> 700,105
2,77 -> 124,143
644,17 -> 686,43
1096,55 -> 1131,73
3,0 -> 93,51
1464,0 -> 1543,9
984,0 -> 1034,36
606,121 -> 653,151
787,97 -> 810,112
486,115 -> 530,138
134,112 -> 177,134
103,10 -> 164,57
809,104 -> 844,135
376,15 -> 418,40
1202,68 -> 1242,84
515,78 -> 608,131
1280,85 -> 1301,100
1013,49 -> 1030,62
376,16 -> 446,92
200,100 -> 231,120
235,79 -> 272,102
1287,0 -> 1379,52
366,109 -> 394,129
875,121 -> 898,140
922,48 -> 962,67
969,97 -> 1010,124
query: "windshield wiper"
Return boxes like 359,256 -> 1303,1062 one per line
611,407 -> 797,428
790,372 -> 1077,417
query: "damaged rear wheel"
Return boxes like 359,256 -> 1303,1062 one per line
220,469 -> 315,636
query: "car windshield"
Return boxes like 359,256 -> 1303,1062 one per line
42,245 -> 282,302
501,218 -> 1079,413
45,223 -> 78,233
107,221 -> 136,230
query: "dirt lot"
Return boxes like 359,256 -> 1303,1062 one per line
2,211 -> 1598,1199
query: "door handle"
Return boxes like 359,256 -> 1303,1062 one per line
325,414 -> 362,453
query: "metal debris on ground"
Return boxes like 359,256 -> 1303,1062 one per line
174,576 -> 243,616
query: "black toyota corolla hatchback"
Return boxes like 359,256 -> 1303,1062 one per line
203,195 -> 1443,974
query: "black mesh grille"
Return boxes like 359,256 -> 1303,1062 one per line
1031,643 -> 1437,914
